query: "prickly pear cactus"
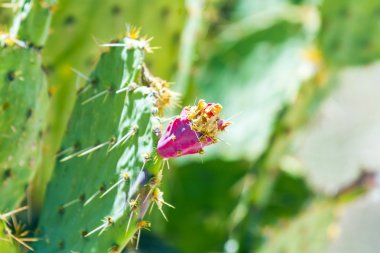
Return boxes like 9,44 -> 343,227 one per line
34,37 -> 168,252
319,0 -> 380,66
31,1 -> 145,214
0,1 -> 231,252
0,0 -> 50,212
32,2 -> 186,214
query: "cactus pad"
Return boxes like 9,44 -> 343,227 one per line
34,38 -> 165,252
0,46 -> 48,211
0,221 -> 18,253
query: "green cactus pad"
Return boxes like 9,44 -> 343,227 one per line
34,38 -> 162,252
11,0 -> 56,47
0,221 -> 18,253
0,46 -> 48,211
31,1 -> 139,212
319,0 -> 380,66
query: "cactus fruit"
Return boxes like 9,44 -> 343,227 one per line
157,100 -> 231,158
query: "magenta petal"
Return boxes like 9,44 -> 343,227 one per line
157,116 -> 210,158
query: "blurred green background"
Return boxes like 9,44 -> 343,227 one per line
2,0 -> 380,252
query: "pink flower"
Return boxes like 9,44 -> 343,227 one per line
157,100 -> 230,158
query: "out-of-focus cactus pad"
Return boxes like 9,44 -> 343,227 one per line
319,0 -> 380,66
